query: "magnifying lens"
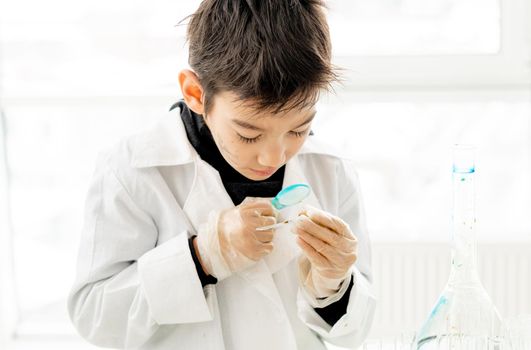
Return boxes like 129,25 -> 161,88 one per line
256,183 -> 311,231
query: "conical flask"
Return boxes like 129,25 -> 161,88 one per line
415,145 -> 506,349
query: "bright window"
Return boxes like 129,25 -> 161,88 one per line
328,0 -> 501,55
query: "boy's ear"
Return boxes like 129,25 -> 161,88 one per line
178,69 -> 206,115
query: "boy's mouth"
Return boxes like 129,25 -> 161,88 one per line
250,168 -> 276,176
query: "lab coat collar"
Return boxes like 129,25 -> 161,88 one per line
130,108 -> 343,169
130,111 -> 197,168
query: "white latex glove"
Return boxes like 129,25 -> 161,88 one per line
292,205 -> 358,300
195,197 -> 279,280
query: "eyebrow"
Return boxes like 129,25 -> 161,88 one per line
231,111 -> 316,132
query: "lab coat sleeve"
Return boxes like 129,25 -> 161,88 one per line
67,154 -> 212,349
297,158 -> 376,348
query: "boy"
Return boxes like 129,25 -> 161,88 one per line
68,1 -> 375,349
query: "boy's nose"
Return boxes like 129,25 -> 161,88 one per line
258,144 -> 286,168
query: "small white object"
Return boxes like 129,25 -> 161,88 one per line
256,214 -> 305,231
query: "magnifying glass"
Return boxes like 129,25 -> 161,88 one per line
256,183 -> 311,231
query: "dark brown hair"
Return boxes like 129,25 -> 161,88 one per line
186,0 -> 338,115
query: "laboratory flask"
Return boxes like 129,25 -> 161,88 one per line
415,145 -> 506,349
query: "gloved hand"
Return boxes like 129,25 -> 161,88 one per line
195,197 -> 279,280
292,205 -> 358,300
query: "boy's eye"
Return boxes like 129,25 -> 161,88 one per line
237,128 -> 309,144
237,133 -> 261,144
290,129 -> 309,137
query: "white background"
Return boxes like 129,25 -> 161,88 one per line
1,0 -> 530,348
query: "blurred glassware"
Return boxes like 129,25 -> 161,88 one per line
415,145 -> 507,349
358,333 -> 518,350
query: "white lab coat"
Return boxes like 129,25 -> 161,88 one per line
67,108 -> 376,350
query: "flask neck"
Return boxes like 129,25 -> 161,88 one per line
449,171 -> 480,285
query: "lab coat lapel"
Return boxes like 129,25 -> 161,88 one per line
182,158 -> 286,311
182,158 -> 234,232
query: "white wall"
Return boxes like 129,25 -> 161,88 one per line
0,108 -> 17,348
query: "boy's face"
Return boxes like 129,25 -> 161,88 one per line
203,91 -> 315,181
